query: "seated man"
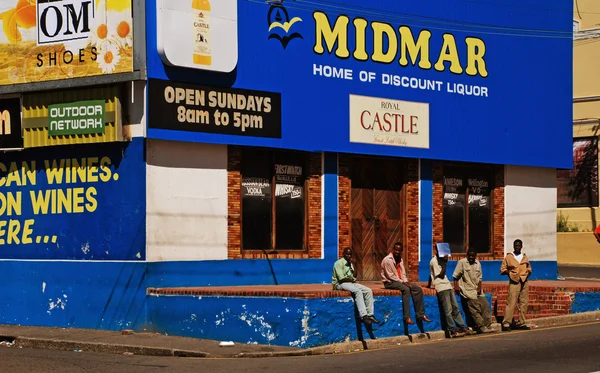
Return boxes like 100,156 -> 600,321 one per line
380,242 -> 432,325
453,249 -> 495,334
332,247 -> 380,325
429,249 -> 469,338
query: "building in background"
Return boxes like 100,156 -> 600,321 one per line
557,0 -> 600,268
0,0 -> 148,329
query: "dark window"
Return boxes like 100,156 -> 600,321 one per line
443,167 -> 492,254
557,138 -> 599,208
241,148 -> 307,250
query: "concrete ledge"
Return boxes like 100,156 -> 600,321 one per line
9,337 -> 210,358
530,310 -> 600,328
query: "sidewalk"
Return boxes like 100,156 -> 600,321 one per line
2,310 -> 600,358
0,324 -> 301,358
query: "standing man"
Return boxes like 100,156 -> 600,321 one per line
380,242 -> 432,325
332,247 -> 380,325
500,239 -> 533,331
429,249 -> 469,338
453,249 -> 495,334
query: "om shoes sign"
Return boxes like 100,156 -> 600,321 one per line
0,0 -> 133,86
349,94 -> 430,149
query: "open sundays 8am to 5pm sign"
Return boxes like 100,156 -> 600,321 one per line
146,0 -> 573,169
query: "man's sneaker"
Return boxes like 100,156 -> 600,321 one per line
362,316 -> 372,325
462,327 -> 477,336
482,326 -> 496,333
501,324 -> 511,332
450,330 -> 466,338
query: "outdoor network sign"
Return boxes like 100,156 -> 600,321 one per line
148,78 -> 282,139
146,0 -> 573,169
48,100 -> 106,136
0,97 -> 22,149
0,0 -> 133,86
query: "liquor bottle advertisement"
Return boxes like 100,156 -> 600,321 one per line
156,0 -> 237,73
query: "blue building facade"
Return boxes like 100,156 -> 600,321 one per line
0,0 -> 572,333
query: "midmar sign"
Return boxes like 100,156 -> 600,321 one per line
145,0 -> 573,169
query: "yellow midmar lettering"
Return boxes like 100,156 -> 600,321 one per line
353,18 -> 368,61
399,26 -> 432,69
465,37 -> 488,77
313,13 -> 488,78
313,12 -> 350,58
371,22 -> 397,63
434,33 -> 463,74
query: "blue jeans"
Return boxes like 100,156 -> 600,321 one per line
339,282 -> 374,318
438,289 -> 466,331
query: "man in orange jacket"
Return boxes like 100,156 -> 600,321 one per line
500,239 -> 533,331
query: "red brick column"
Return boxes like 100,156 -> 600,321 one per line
338,155 -> 351,259
307,153 -> 323,258
432,162 -> 444,258
227,146 -> 242,259
493,165 -> 505,259
405,159 -> 420,282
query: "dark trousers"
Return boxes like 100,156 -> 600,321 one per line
437,289 -> 466,331
384,281 -> 425,320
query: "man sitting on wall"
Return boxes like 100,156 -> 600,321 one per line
453,249 -> 495,334
332,247 -> 380,325
380,242 -> 432,325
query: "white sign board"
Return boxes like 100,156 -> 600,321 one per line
156,0 -> 238,73
349,94 -> 430,149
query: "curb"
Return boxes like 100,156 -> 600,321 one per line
529,310 -> 600,328
2,311 -> 600,358
3,337 -> 210,358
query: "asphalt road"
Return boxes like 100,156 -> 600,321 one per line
3,322 -> 600,373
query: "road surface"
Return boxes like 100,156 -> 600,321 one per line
2,321 -> 600,373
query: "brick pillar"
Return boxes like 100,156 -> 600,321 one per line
338,155 -> 350,259
432,162 -> 444,258
307,153 -> 322,258
405,159 -> 420,282
493,165 -> 505,259
227,146 -> 242,259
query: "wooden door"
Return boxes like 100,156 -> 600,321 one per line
351,157 -> 405,281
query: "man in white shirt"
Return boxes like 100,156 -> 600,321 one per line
429,249 -> 469,338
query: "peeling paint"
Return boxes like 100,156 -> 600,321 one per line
42,282 -> 46,293
237,311 -> 276,342
81,242 -> 90,255
136,252 -> 141,259
289,306 -> 313,347
47,295 -> 68,314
